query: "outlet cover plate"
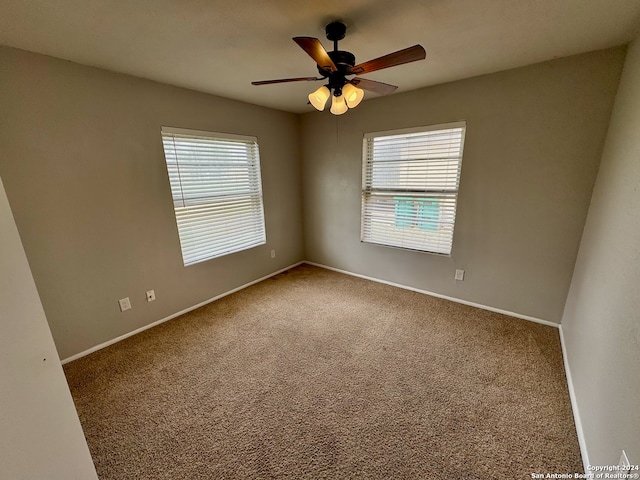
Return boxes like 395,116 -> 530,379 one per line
455,269 -> 465,281
118,297 -> 131,312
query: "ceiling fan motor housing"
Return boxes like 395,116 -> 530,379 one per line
317,50 -> 355,75
320,51 -> 356,93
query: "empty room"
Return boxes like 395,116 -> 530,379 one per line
1,1 -> 639,479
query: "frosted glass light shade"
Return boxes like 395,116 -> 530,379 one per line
308,86 -> 331,111
330,94 -> 348,115
343,83 -> 364,108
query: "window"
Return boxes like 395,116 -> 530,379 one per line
161,127 -> 266,266
361,122 -> 466,255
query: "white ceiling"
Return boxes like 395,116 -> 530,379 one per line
2,0 -> 640,113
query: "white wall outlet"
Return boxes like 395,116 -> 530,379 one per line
270,249 -> 276,259
146,290 -> 156,302
455,269 -> 465,281
619,450 -> 631,474
118,297 -> 131,312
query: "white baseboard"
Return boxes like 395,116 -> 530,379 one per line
305,261 -> 590,469
63,258 -> 558,360
62,259 -> 587,469
559,325 -> 590,472
61,259 -> 586,463
61,261 -> 304,365
304,261 -> 559,328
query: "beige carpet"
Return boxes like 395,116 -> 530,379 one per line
64,264 -> 582,479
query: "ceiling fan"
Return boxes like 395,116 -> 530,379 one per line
251,21 -> 426,115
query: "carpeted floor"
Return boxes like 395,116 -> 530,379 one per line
64,264 -> 582,479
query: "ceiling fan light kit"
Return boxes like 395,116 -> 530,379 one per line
330,92 -> 348,115
342,83 -> 364,108
308,85 -> 331,110
252,21 -> 426,115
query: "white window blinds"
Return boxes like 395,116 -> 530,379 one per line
161,127 -> 266,266
361,122 -> 466,255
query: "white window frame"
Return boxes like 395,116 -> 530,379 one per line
161,127 -> 266,266
361,121 -> 466,256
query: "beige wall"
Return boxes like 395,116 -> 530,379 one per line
301,48 -> 625,323
0,38 -> 636,472
0,46 -> 304,360
0,176 -> 98,479
562,38 -> 640,467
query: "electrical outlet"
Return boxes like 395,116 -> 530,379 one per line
270,249 -> 276,259
455,269 -> 465,281
146,290 -> 156,302
619,450 -> 631,474
118,297 -> 131,312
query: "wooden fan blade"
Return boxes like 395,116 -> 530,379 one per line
293,37 -> 337,72
252,77 -> 322,85
350,45 -> 426,75
351,77 -> 398,95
